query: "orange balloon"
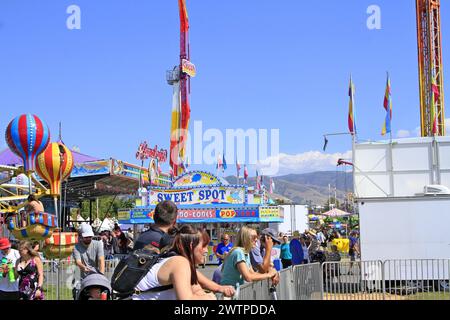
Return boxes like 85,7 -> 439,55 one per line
35,142 -> 74,196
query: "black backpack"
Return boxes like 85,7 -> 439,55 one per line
111,249 -> 176,298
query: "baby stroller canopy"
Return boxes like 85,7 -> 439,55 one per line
77,273 -> 112,300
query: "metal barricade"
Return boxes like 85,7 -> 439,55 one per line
322,260 -> 383,300
237,279 -> 271,300
42,257 -> 120,300
104,258 -> 120,280
276,267 -> 295,300
383,259 -> 450,300
42,259 -> 78,300
292,263 -> 323,300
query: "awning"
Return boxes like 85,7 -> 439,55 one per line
322,208 -> 354,217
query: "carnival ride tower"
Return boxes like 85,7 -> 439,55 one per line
168,0 -> 195,177
416,0 -> 446,136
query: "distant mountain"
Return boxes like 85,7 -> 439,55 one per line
225,171 -> 353,205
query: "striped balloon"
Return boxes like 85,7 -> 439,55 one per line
5,114 -> 50,173
35,142 -> 74,196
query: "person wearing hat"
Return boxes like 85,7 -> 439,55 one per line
73,224 -> 105,281
249,228 -> 280,285
0,238 -> 20,300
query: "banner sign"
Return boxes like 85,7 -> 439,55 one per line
173,171 -> 221,186
259,206 -> 282,219
136,141 -> 168,163
149,186 -> 246,206
118,210 -> 131,221
71,160 -> 110,178
181,59 -> 196,77
112,160 -> 149,184
120,205 -> 283,224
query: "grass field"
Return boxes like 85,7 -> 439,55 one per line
323,291 -> 450,300
43,284 -> 74,300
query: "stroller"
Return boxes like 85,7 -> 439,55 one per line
76,272 -> 112,300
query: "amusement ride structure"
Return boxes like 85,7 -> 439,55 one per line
1,114 -> 77,258
167,0 -> 195,178
416,0 -> 445,136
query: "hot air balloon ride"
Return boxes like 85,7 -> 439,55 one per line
5,114 -> 50,193
35,141 -> 78,257
4,114 -> 56,240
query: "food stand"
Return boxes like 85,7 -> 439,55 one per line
119,171 -> 284,264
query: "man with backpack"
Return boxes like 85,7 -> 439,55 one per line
133,201 -> 177,251
129,201 -> 235,298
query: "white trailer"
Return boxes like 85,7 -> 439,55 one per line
358,196 -> 450,261
354,137 -> 450,284
269,204 -> 308,236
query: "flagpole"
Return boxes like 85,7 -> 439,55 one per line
387,71 -> 394,196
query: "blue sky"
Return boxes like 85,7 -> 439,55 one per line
0,0 -> 449,176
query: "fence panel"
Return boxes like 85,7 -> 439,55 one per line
42,257 -> 119,300
42,259 -> 78,300
237,279 -> 271,300
292,263 -> 322,300
383,259 -> 450,300
322,260 -> 383,300
277,267 -> 295,300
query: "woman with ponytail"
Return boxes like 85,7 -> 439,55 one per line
132,225 -> 216,300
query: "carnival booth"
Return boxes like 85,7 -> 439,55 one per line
118,171 -> 284,264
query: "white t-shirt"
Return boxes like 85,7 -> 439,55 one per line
0,249 -> 20,292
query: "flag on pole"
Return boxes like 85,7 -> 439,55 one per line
157,162 -> 162,175
323,136 -> 329,151
216,154 -> 223,171
222,153 -> 227,172
256,170 -> 260,191
348,75 -> 356,134
381,74 -> 392,136
270,178 -> 275,194
243,165 -> 248,184
431,71 -> 440,135
236,158 -> 241,177
179,0 -> 189,33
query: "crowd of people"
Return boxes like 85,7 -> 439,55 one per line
0,199 -> 360,300
212,226 -> 360,274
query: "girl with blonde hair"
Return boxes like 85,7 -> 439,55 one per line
220,226 -> 276,288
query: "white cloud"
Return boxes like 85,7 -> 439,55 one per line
256,150 -> 352,176
412,119 -> 450,136
414,126 -> 421,137
396,130 -> 411,138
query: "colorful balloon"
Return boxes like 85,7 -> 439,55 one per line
5,114 -> 50,173
35,142 -> 74,196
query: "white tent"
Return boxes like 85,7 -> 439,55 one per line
97,217 -> 116,232
322,208 -> 353,217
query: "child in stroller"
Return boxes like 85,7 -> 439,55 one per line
77,272 -> 112,300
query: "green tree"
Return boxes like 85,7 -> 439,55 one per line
79,196 -> 135,220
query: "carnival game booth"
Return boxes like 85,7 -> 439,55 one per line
119,171 -> 284,264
